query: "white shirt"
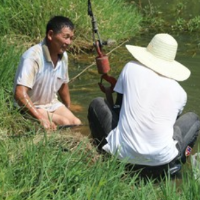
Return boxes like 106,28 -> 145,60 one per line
14,40 -> 69,112
103,61 -> 187,166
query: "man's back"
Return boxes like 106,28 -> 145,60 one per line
103,61 -> 187,166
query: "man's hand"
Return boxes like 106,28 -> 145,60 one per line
39,118 -> 57,131
15,85 -> 57,131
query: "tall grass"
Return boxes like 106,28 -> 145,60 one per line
0,38 -> 39,135
0,0 -> 142,46
138,1 -> 200,33
0,135 -> 137,199
0,38 -> 26,134
0,134 -> 200,200
0,39 -> 21,89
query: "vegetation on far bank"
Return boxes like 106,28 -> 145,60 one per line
139,1 -> 200,33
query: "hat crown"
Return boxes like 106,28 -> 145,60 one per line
147,34 -> 178,62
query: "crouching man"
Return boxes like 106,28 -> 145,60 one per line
88,33 -> 200,177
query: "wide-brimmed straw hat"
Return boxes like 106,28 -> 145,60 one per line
126,33 -> 190,81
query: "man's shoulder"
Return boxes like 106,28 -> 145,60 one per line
122,61 -> 140,73
22,43 -> 43,60
125,61 -> 149,72
123,61 -> 154,78
125,61 -> 141,68
61,52 -> 68,61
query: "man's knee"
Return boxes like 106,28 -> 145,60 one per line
180,112 -> 200,123
175,112 -> 200,133
58,116 -> 81,125
73,117 -> 82,125
185,112 -> 200,137
88,97 -> 113,147
187,112 -> 200,122
88,97 -> 105,112
175,112 -> 200,164
69,117 -> 81,125
88,97 -> 111,121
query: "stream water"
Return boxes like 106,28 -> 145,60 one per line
69,32 -> 200,156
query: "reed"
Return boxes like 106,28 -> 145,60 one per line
0,0 -> 142,47
139,1 -> 200,33
0,133 -> 200,200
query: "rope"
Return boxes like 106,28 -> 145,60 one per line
69,39 -> 129,84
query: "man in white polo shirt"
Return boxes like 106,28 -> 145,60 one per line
14,16 -> 81,130
88,33 -> 200,176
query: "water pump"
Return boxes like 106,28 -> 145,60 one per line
88,0 -> 116,106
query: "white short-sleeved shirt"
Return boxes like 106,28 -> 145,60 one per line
14,40 -> 69,112
103,61 -> 187,166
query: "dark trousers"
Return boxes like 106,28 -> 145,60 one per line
88,97 -> 119,149
173,112 -> 200,163
88,97 -> 200,172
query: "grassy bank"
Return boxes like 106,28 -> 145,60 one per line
0,133 -> 200,200
137,1 -> 200,33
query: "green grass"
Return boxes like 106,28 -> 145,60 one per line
0,0 -> 142,48
0,38 -> 35,135
0,133 -> 200,200
139,1 -> 200,33
0,134 -> 134,199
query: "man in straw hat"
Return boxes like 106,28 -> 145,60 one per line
88,33 -> 200,177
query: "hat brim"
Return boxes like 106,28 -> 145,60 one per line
126,45 -> 191,81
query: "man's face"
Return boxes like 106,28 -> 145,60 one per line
48,26 -> 74,54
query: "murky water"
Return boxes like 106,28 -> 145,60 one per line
69,32 -> 200,155
136,0 -> 200,20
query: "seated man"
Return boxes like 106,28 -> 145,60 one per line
88,33 -> 200,176
14,16 -> 81,131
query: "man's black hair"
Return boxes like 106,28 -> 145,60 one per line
46,16 -> 74,35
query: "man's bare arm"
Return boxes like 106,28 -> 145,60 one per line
58,83 -> 71,108
15,85 -> 43,119
14,85 -> 56,130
